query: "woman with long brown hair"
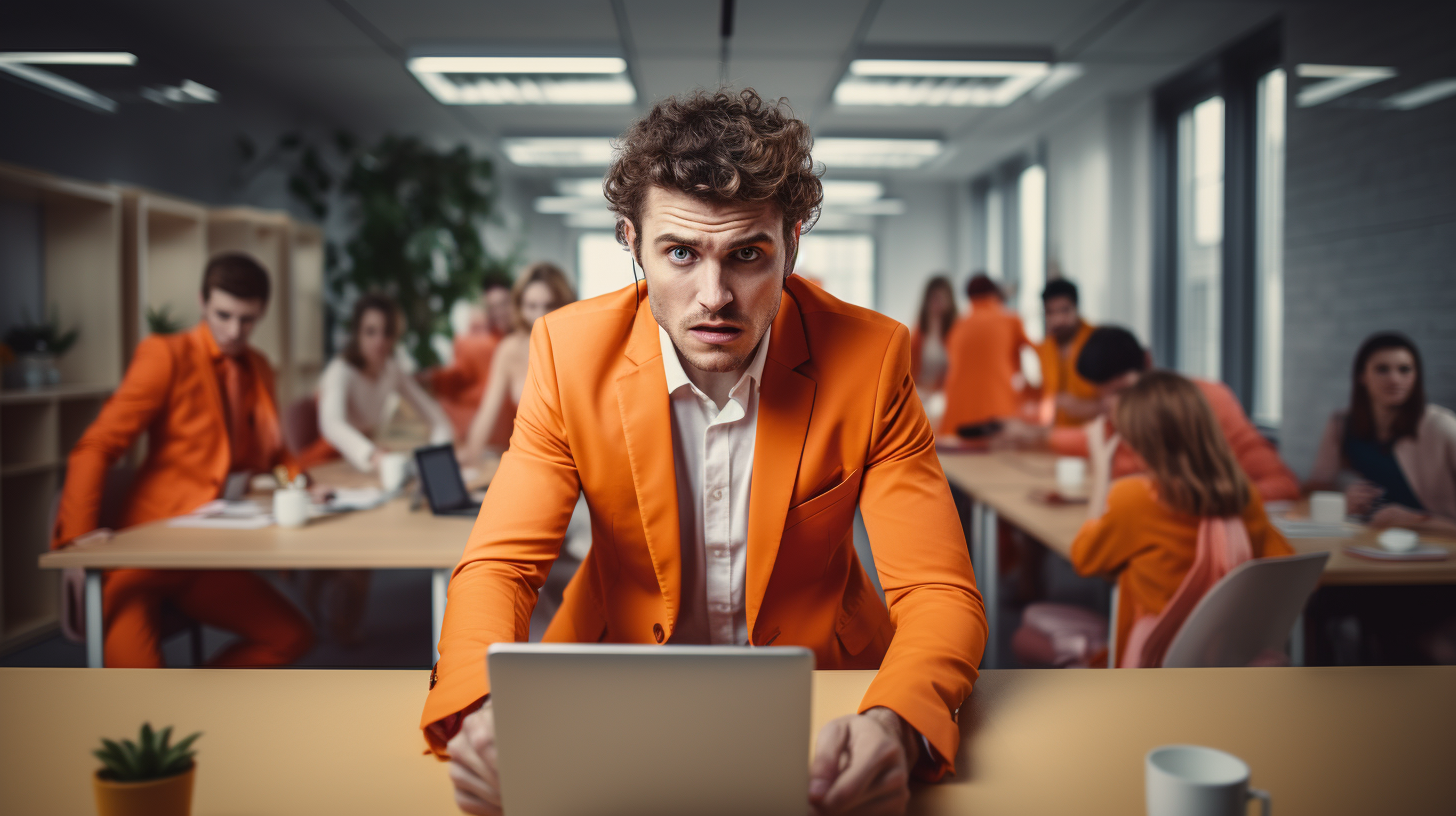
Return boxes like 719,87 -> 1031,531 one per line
910,274 -> 957,394
459,262 -> 576,461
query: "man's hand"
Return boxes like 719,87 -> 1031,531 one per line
808,707 -> 919,816
446,700 -> 501,816
1369,504 -> 1426,530
1346,481 -> 1384,516
991,418 -> 1048,451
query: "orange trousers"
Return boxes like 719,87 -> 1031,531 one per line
102,569 -> 314,668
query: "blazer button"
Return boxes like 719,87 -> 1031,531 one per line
652,623 -> 665,643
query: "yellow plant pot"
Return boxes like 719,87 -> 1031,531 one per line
93,764 -> 195,816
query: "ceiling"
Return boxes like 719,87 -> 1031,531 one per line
3,0 -> 1294,180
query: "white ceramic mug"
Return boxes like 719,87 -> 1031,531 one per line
273,488 -> 311,529
1310,491 -> 1346,525
1056,456 -> 1087,491
1147,745 -> 1270,816
378,452 -> 411,493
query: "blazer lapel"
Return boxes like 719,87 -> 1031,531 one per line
746,287 -> 815,640
616,284 -> 683,632
187,324 -> 230,452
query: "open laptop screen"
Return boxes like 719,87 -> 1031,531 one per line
415,444 -> 469,511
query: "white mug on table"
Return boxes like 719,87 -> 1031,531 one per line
273,488 -> 311,529
378,451 -> 411,493
1146,745 -> 1270,816
1310,491 -> 1346,525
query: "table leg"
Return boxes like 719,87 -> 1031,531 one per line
973,501 -> 999,669
431,568 -> 449,665
1290,612 -> 1306,667
85,569 -> 104,668
1107,584 -> 1119,669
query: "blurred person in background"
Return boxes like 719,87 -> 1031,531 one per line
910,275 -> 957,425
938,273 -> 1034,438
428,277 -> 514,439
1035,278 -> 1100,428
458,263 -> 577,462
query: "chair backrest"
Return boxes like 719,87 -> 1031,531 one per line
1161,552 -> 1329,668
282,395 -> 321,455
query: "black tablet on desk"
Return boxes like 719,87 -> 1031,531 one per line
414,444 -> 482,517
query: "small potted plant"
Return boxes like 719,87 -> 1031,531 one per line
92,723 -> 201,816
2,307 -> 78,389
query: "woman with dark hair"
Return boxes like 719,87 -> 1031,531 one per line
1307,332 -> 1456,535
910,275 -> 957,394
307,292 -> 454,472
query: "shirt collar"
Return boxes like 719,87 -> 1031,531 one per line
659,324 -> 771,401
195,322 -> 225,362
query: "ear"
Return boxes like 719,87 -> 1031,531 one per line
621,219 -> 641,267
785,220 -> 803,278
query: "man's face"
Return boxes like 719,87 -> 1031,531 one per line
201,290 -> 266,357
483,286 -> 512,335
1096,370 -> 1142,421
1044,296 -> 1081,345
627,186 -> 790,375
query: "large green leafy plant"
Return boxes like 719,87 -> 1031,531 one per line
94,723 -> 200,782
239,132 -> 513,368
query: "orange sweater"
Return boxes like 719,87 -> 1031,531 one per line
1035,322 -> 1098,427
1070,476 -> 1293,665
1050,377 -> 1301,503
939,296 -> 1031,434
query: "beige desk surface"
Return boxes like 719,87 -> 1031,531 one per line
38,460 -> 483,571
2,666 -> 1452,816
940,451 -> 1456,585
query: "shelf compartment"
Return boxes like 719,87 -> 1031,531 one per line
0,400 -> 58,470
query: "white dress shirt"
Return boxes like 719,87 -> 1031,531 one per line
659,325 -> 770,645
317,356 -> 454,471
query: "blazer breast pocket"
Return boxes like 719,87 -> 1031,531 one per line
778,468 -> 862,582
784,468 -> 863,531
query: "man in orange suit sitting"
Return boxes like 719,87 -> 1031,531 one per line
52,253 -> 314,668
430,90 -> 987,816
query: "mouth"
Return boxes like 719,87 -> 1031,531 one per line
688,323 -> 743,346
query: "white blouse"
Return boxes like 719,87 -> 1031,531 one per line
317,356 -> 454,471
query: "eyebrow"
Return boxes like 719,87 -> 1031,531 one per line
653,232 -> 776,252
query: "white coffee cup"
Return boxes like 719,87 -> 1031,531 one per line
273,487 -> 311,529
1056,457 -> 1087,491
1310,491 -> 1346,525
378,451 -> 411,493
1378,527 -> 1420,553
1147,745 -> 1270,816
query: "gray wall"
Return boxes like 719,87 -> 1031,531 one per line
1281,0 -> 1456,478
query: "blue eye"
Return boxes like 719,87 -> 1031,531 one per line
737,248 -> 761,261
669,247 -> 692,262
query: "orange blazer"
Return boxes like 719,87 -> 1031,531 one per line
423,278 -> 987,777
1069,476 -> 1293,665
52,323 -> 298,548
938,296 -> 1031,434
1035,321 -> 1098,427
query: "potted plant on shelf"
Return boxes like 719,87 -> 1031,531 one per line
2,307 -> 78,389
92,723 -> 201,816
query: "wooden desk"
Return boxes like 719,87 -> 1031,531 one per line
38,460 -> 484,667
2,666 -> 1451,815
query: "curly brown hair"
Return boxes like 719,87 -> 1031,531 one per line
603,88 -> 823,271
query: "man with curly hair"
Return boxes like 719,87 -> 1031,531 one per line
425,89 -> 987,816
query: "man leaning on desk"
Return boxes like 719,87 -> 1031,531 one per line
424,89 -> 988,816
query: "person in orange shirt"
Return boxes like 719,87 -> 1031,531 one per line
1015,372 -> 1293,668
433,89 -> 986,816
428,277 -> 513,439
1000,326 -> 1301,504
938,274 -> 1034,437
52,254 -> 315,668
1034,279 -> 1099,427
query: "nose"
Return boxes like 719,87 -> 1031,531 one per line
696,262 -> 733,315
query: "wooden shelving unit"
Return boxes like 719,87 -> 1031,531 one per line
207,207 -> 296,404
287,222 -> 326,403
0,162 -> 122,653
120,187 -> 208,360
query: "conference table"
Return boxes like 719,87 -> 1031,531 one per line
38,457 -> 490,668
938,450 -> 1456,667
2,665 -> 1451,815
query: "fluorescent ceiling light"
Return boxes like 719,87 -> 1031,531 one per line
408,55 -> 635,105
1032,63 -> 1084,101
565,211 -> 619,229
503,137 -> 616,167
820,180 -> 885,203
1296,64 -> 1396,107
555,178 -> 607,198
534,195 -> 609,214
814,138 -> 943,169
1384,77 -> 1456,110
143,79 -> 218,106
836,59 -> 1074,108
0,52 -> 136,65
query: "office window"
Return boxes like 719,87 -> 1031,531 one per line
795,233 -> 875,310
1017,164 -> 1047,340
1175,96 -> 1225,381
577,232 -> 634,301
1253,68 -> 1286,426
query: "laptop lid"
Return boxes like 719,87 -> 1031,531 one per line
488,643 -> 813,816
413,444 -> 473,514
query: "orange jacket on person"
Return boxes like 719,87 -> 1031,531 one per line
422,278 -> 987,778
1049,377 -> 1302,503
53,323 -> 301,547
938,295 -> 1032,435
431,332 -> 500,439
1069,475 -> 1293,666
1035,322 -> 1098,427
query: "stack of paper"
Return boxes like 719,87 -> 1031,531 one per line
167,500 -> 274,530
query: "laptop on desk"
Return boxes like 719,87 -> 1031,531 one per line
414,444 -> 482,517
488,643 -> 813,816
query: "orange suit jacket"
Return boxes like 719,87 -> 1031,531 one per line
423,278 -> 987,777
53,323 -> 298,547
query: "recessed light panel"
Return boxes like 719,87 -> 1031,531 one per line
503,138 -> 616,167
0,52 -> 137,112
409,56 -> 635,105
1295,64 -> 1397,107
835,59 -> 1076,107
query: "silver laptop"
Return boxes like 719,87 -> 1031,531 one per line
488,643 -> 813,816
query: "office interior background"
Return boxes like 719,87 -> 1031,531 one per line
1,0 -> 1453,666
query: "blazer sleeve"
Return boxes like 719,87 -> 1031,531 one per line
854,322 -> 987,780
52,336 -> 174,548
1069,477 -> 1148,577
420,319 -> 581,756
